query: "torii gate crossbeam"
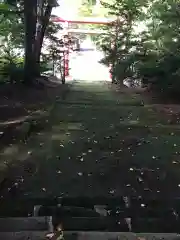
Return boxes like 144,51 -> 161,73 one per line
51,16 -> 116,25
51,16 -> 116,78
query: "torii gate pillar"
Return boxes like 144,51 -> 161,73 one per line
63,21 -> 70,77
53,16 -> 116,79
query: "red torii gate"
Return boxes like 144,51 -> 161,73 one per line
52,16 -> 115,25
51,16 -> 115,78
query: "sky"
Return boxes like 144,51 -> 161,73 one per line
52,0 -> 82,18
51,0 -> 146,33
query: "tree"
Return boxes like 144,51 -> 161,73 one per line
24,0 -> 59,84
96,0 -> 180,98
0,1 -> 24,47
0,1 -> 25,83
0,0 -> 63,85
134,0 -> 180,97
96,0 -> 145,84
34,0 -> 59,76
23,0 -> 37,84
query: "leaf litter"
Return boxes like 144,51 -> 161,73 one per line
1,82 -> 180,211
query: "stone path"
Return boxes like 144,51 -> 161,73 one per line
1,80 -> 180,233
1,80 -> 180,198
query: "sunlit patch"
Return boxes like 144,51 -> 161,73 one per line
129,120 -> 139,125
2,145 -> 19,156
54,122 -> 84,131
52,133 -> 69,141
0,116 -> 29,126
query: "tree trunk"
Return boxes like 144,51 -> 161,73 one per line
24,0 -> 37,85
111,19 -> 119,84
34,4 -> 52,76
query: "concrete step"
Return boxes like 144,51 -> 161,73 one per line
0,231 -> 179,240
0,231 -> 48,240
0,217 -> 51,232
67,232 -> 180,240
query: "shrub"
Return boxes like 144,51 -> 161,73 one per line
0,56 -> 24,83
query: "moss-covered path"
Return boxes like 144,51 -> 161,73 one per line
1,80 -> 180,201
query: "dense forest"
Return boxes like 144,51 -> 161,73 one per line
1,0 -> 180,100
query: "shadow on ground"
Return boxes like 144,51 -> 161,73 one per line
1,81 -> 180,232
0,83 -> 69,148
0,80 -> 180,200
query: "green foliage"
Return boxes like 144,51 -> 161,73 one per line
0,1 -> 24,47
0,1 -> 24,83
0,49 -> 24,83
135,0 -> 180,97
0,0 -> 63,83
98,0 -> 180,99
96,0 -> 148,83
78,0 -> 93,16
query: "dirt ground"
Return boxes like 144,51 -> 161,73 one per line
0,83 -> 69,148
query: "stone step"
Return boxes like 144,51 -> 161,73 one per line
60,100 -> 142,106
0,215 -> 179,233
66,232 -> 180,240
1,197 -> 180,216
0,231 -> 48,240
0,231 -> 179,240
51,217 -> 180,232
0,217 -> 50,232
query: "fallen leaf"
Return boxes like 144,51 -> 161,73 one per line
78,172 -> 83,176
